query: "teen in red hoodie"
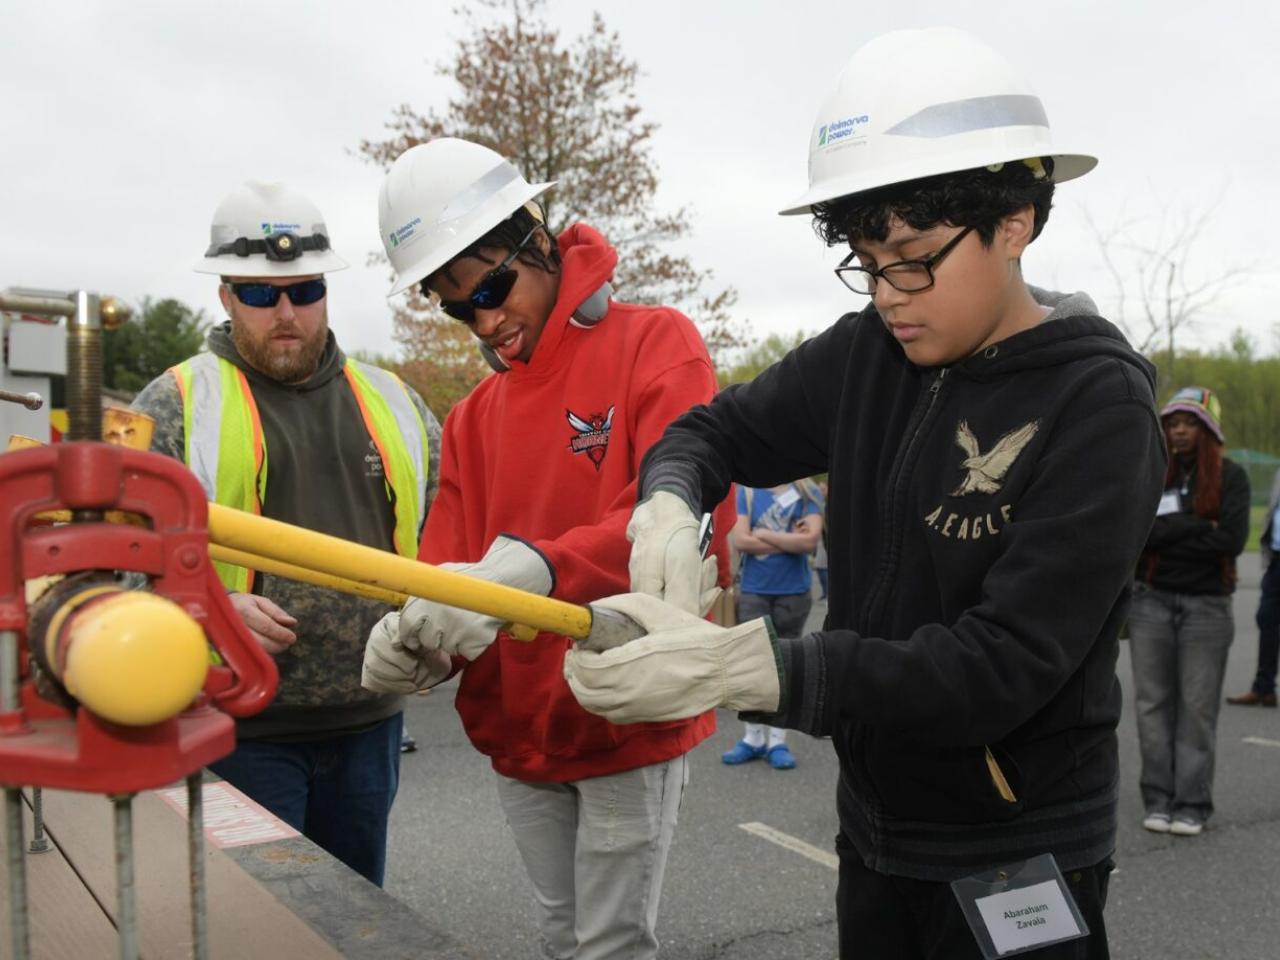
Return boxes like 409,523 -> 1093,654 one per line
364,138 -> 731,960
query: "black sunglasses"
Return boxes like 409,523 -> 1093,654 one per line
228,278 -> 327,308
427,223 -> 541,324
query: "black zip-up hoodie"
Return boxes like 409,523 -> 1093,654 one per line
642,289 -> 1166,881
1139,458 -> 1250,595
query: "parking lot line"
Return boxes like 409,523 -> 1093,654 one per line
1242,735 -> 1280,748
738,821 -> 838,870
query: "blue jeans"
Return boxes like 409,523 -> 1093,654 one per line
209,713 -> 403,885
1253,557 -> 1280,696
1128,585 -> 1233,821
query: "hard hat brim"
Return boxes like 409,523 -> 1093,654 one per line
193,249 -> 350,277
778,150 -> 1097,217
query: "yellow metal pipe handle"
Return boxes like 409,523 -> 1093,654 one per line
208,544 -> 409,607
206,504 -> 591,640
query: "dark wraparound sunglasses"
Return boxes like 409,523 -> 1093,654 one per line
229,278 -> 327,308
427,223 -> 541,323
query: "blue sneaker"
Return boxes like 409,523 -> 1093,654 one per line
766,744 -> 796,770
721,740 -> 767,765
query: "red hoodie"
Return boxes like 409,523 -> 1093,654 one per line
421,223 -> 732,782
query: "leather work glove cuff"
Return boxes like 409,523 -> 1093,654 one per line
638,460 -> 703,514
741,633 -> 835,736
722,615 -> 786,715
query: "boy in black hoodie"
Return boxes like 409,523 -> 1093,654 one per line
564,27 -> 1165,959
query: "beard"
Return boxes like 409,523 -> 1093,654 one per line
230,312 -> 329,384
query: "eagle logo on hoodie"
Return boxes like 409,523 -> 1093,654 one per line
951,420 -> 1040,496
567,406 -> 614,470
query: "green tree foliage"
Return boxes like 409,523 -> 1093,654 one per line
357,0 -> 746,416
718,330 -> 813,387
103,297 -> 208,394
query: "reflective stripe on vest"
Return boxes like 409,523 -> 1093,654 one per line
169,354 -> 429,591
343,360 -> 429,560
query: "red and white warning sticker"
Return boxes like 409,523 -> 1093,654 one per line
155,781 -> 300,848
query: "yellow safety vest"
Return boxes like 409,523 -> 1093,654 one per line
171,354 -> 429,591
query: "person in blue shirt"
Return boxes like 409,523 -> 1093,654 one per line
723,483 -> 823,769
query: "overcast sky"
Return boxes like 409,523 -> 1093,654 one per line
4,1 -> 1277,362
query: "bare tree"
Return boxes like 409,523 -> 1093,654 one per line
357,0 -> 746,414
1082,195 -> 1255,388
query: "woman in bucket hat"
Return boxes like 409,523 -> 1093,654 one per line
1130,386 -> 1250,837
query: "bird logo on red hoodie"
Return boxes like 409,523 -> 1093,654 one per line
566,406 -> 614,470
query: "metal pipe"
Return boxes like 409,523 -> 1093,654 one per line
27,788 -> 49,854
207,504 -> 594,640
113,795 -> 139,960
0,389 -> 43,410
0,292 -> 76,318
187,774 -> 208,960
209,544 -> 408,607
5,788 -> 31,960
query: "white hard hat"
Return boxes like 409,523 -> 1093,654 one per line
378,138 -> 556,296
193,181 -> 349,277
780,27 -> 1096,216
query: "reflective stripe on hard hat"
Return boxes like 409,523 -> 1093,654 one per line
884,94 -> 1049,139
170,354 -> 429,591
438,162 -> 522,226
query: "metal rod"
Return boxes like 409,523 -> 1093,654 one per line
5,788 -> 31,960
27,788 -> 49,854
0,629 -> 18,713
187,774 -> 208,960
66,290 -> 103,444
113,795 -> 139,960
0,389 -> 43,410
207,503 -> 594,639
0,292 -> 76,318
209,543 -> 409,606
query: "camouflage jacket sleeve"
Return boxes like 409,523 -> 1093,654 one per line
130,371 -> 184,462
403,382 -> 442,529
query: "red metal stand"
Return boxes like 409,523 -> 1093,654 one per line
0,442 -> 278,792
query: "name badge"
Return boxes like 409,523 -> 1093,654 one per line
950,854 -> 1088,958
1156,490 -> 1181,516
773,486 -> 801,509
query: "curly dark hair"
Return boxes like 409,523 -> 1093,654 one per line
428,204 -> 561,290
810,159 -> 1056,250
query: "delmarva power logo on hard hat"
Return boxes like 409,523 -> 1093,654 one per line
818,115 -> 870,148
260,221 -> 302,236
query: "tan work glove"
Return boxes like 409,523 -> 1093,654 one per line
563,593 -> 781,723
397,535 -> 553,660
627,491 -> 719,615
362,613 -> 454,694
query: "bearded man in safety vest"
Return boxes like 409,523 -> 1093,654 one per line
132,181 -> 441,886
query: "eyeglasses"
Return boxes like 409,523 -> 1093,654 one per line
834,225 -> 975,296
428,223 -> 541,324
228,278 -> 327,308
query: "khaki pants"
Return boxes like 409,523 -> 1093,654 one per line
495,754 -> 689,960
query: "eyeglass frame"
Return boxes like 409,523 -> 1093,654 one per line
834,224 -> 975,296
425,222 -> 544,323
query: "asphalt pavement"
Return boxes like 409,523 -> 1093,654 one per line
386,554 -> 1280,959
